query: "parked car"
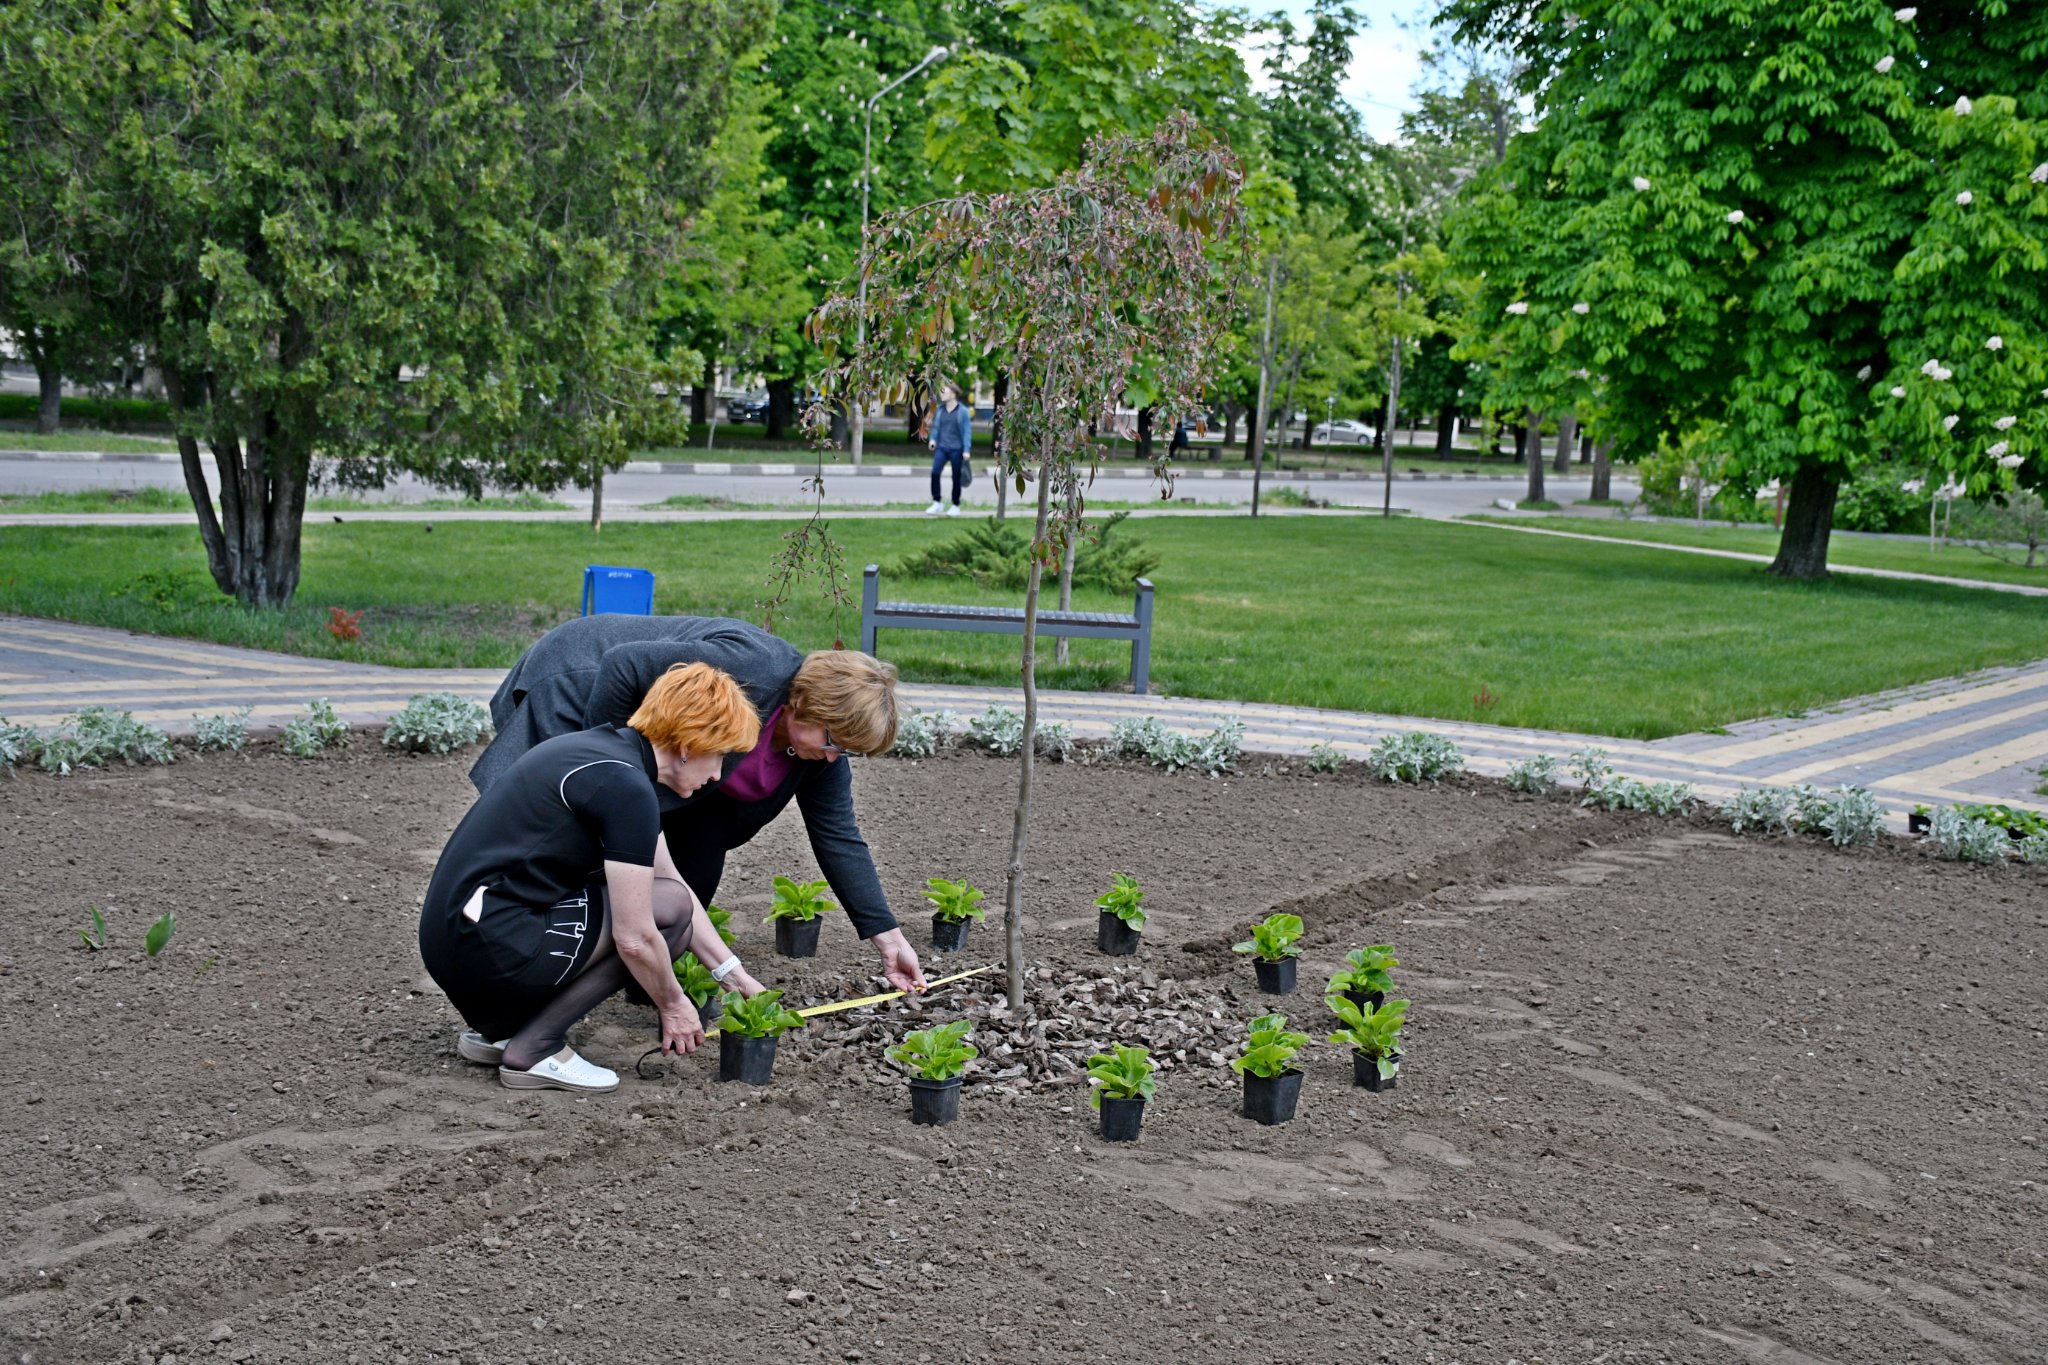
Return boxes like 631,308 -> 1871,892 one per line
726,394 -> 770,424
1311,419 -> 1375,445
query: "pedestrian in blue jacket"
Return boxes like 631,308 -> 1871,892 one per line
926,383 -> 972,516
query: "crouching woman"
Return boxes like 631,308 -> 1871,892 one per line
419,663 -> 764,1093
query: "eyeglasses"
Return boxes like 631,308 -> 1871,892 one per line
821,729 -> 852,757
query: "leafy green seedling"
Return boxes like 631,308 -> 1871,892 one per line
1085,1043 -> 1157,1110
144,912 -> 176,958
1327,995 -> 1409,1081
716,989 -> 807,1038
1232,912 -> 1303,963
1230,1012 -> 1309,1079
673,952 -> 720,1007
924,877 -> 987,923
708,904 -> 736,947
1094,872 -> 1147,929
1329,944 -> 1397,999
887,1019 -> 978,1081
78,905 -> 108,952
766,875 -> 840,923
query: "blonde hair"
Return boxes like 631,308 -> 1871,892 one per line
788,650 -> 899,755
629,662 -> 761,756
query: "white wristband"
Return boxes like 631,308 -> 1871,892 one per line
708,954 -> 744,982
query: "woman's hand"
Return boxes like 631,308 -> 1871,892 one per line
870,927 -> 926,993
659,996 -> 705,1055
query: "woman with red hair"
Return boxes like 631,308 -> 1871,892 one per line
419,662 -> 762,1092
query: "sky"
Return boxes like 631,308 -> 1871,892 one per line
1251,0 -> 1445,143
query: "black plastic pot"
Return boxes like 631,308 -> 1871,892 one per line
1241,1068 -> 1303,1125
1097,912 -> 1142,956
1907,810 -> 1931,835
1342,988 -> 1385,1013
774,916 -> 822,958
1352,1048 -> 1400,1092
1254,957 -> 1298,994
909,1076 -> 962,1126
931,914 -> 972,953
718,1032 -> 778,1084
1098,1095 -> 1146,1142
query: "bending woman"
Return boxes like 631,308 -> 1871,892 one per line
471,616 -> 926,995
420,663 -> 766,1093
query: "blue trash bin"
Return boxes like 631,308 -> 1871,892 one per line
581,565 -> 655,616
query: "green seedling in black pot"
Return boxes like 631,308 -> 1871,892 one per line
924,876 -> 986,954
1095,872 -> 1147,956
888,1019 -> 977,1127
1232,1012 -> 1309,1125
672,952 -> 724,1025
1328,994 -> 1408,1092
1328,944 -> 1397,1012
767,875 -> 840,957
1086,1043 -> 1157,1142
716,989 -> 806,1085
1233,913 -> 1304,994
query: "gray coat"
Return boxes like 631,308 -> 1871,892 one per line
470,614 -> 896,937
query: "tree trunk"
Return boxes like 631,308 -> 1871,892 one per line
765,377 -> 795,438
1250,255 -> 1277,515
1055,485 -> 1079,664
1221,402 -> 1242,452
163,370 -> 309,608
1134,404 -> 1155,463
1507,421 -> 1524,460
992,372 -> 1010,522
1552,411 -> 1578,475
1003,403 -> 1060,1009
1377,396 -> 1393,460
690,350 -> 713,426
590,451 -> 604,533
35,357 -> 62,435
1579,432 -> 1593,465
1591,440 -> 1613,502
1767,464 -> 1838,579
1523,409 -> 1546,504
1434,407 -> 1455,459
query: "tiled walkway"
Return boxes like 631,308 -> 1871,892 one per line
3,614 -> 2043,821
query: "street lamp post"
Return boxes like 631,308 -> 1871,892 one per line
851,45 -> 949,468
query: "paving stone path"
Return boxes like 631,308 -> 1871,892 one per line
4,614 -> 2044,822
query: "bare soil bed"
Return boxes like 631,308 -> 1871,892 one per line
2,743 -> 2044,1365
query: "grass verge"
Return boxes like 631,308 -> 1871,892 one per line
4,517 -> 2046,737
0,428 -> 180,454
1465,515 -> 2048,589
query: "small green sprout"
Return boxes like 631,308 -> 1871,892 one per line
1230,1012 -> 1309,1079
78,905 -> 108,952
924,877 -> 987,923
1232,912 -> 1303,963
1085,1043 -> 1157,1110
716,989 -> 807,1038
145,912 -> 176,958
887,1019 -> 978,1081
766,875 -> 840,923
1094,873 -> 1147,929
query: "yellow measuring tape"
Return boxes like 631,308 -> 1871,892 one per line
636,963 -> 1001,1075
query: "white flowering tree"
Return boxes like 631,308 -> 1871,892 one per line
1443,0 -> 2046,578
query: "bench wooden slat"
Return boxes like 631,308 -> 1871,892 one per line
861,565 -> 1153,694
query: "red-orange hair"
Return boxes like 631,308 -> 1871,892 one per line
628,663 -> 761,756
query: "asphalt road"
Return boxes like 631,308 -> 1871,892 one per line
0,453 -> 1638,519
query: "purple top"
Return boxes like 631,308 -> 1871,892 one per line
717,704 -> 799,804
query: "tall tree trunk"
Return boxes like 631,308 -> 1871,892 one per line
1055,485 -> 1079,665
1508,421 -> 1525,460
163,370 -> 309,607
1221,402 -> 1242,452
1768,464 -> 1839,579
1552,411 -> 1578,475
1003,386 -> 1059,1009
690,351 -> 713,425
1250,255 -> 1277,513
992,372 -> 1010,522
1377,396 -> 1393,460
1434,407 -> 1455,459
1523,409 -> 1546,504
765,377 -> 795,438
1134,404 -> 1155,463
35,357 -> 62,435
1591,440 -> 1613,502
1579,432 -> 1593,465
590,452 -> 604,533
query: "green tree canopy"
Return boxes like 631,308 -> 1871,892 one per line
1444,0 -> 2047,577
1,0 -> 757,606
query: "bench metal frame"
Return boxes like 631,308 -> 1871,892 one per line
860,563 -> 1154,695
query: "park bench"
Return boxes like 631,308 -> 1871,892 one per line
860,563 -> 1155,695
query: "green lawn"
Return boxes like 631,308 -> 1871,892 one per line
1466,515 -> 2048,589
0,428 -> 180,454
0,486 -> 193,513
4,517 -> 2045,738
